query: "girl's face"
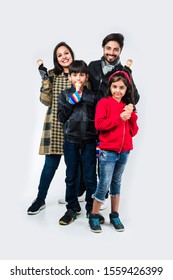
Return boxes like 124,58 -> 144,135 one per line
56,46 -> 73,72
110,79 -> 127,102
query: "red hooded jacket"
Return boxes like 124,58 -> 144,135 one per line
95,97 -> 139,153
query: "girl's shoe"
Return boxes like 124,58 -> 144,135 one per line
89,214 -> 102,233
109,212 -> 125,232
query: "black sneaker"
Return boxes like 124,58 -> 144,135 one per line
110,212 -> 124,232
59,209 -> 77,225
27,199 -> 46,215
86,211 -> 105,224
89,214 -> 102,233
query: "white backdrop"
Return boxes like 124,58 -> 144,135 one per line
1,0 -> 173,261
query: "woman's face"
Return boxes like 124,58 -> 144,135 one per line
56,46 -> 73,72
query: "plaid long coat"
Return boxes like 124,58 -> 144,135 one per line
39,71 -> 71,155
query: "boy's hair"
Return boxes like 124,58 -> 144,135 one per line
102,33 -> 124,50
69,60 -> 88,75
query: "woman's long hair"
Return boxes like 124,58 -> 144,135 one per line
52,42 -> 74,75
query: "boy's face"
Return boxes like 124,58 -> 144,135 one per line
68,72 -> 88,90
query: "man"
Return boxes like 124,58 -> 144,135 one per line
88,32 -> 140,103
88,33 -> 140,210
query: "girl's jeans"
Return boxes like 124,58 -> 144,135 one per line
93,150 -> 130,203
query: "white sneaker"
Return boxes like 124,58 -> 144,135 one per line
78,192 -> 85,202
58,198 -> 66,204
58,192 -> 85,204
100,199 -> 109,210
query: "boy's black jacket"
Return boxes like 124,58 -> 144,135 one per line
58,86 -> 97,144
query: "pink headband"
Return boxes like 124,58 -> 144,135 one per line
108,70 -> 131,84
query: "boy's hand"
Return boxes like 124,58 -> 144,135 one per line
75,82 -> 82,91
69,90 -> 82,104
37,59 -> 49,81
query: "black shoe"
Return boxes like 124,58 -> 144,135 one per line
86,211 -> 105,224
59,209 -> 77,225
27,199 -> 46,215
109,212 -> 125,232
89,214 -> 102,233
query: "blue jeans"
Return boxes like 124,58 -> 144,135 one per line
93,150 -> 130,203
37,154 -> 62,201
37,154 -> 84,201
63,140 -> 97,213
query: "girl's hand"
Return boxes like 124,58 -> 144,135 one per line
124,103 -> 133,113
120,111 -> 131,121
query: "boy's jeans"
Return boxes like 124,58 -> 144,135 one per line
93,150 -> 130,203
63,140 -> 97,213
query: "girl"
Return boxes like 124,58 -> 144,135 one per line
89,70 -> 139,233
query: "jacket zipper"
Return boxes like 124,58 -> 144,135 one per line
118,122 -> 125,153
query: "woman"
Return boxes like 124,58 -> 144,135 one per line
27,42 -> 74,215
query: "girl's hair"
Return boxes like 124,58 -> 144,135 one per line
107,71 -> 135,106
52,42 -> 74,75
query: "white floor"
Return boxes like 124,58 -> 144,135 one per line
1,155 -> 173,260
1,0 -> 173,262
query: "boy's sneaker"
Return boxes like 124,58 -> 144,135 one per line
86,211 -> 105,224
109,212 -> 124,232
89,214 -> 102,233
59,209 -> 77,225
27,199 -> 46,215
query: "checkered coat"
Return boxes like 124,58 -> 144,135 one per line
39,71 -> 71,155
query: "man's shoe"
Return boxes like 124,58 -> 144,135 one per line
89,214 -> 102,233
27,199 -> 46,215
86,211 -> 105,224
59,209 -> 77,225
110,212 -> 125,232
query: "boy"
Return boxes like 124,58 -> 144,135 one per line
58,60 -> 104,225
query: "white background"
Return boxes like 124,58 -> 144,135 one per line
0,0 -> 173,262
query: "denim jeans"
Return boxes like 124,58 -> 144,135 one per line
93,150 -> 130,203
63,140 -> 97,213
37,154 -> 62,201
37,154 -> 84,202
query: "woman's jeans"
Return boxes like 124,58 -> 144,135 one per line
37,154 -> 85,202
93,150 -> 130,203
63,140 -> 97,213
37,154 -> 61,201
